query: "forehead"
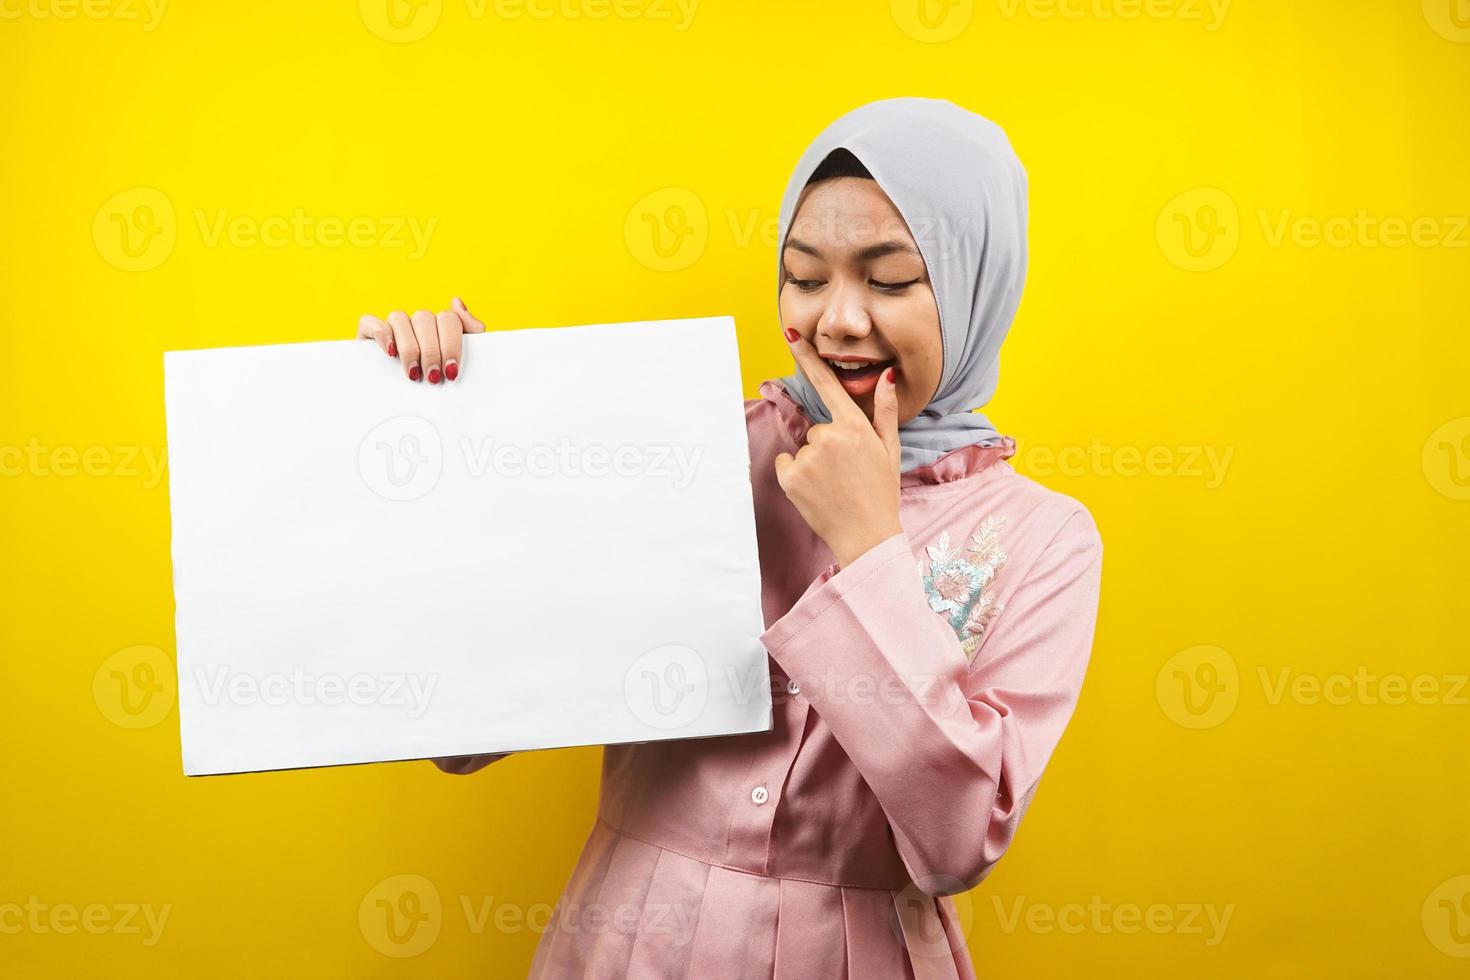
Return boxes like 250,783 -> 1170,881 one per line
788,177 -> 918,251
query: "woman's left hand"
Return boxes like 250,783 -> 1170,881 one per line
775,331 -> 905,568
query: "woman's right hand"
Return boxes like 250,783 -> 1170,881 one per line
431,754 -> 509,775
357,296 -> 486,383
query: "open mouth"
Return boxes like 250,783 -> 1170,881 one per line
823,356 -> 896,397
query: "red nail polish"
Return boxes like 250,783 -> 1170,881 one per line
784,327 -> 799,342
387,341 -> 397,358
444,361 -> 458,382
428,367 -> 442,384
408,363 -> 422,382
885,367 -> 895,384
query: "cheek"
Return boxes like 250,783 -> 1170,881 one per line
914,345 -> 943,389
894,306 -> 943,409
777,288 -> 812,330
894,357 -> 937,420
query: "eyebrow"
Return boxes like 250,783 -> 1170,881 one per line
783,237 -> 920,262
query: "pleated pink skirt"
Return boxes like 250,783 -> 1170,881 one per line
528,819 -> 976,979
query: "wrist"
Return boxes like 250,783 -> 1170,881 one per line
832,522 -> 905,569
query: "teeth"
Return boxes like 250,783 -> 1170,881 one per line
826,359 -> 879,371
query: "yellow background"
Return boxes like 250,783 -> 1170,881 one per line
3,0 -> 1468,975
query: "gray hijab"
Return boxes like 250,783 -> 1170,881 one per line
775,97 -> 1028,473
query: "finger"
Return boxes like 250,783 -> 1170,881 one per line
387,311 -> 421,381
784,327 -> 862,422
451,296 -> 485,334
357,314 -> 395,358
773,451 -> 794,491
411,309 -> 443,384
436,311 -> 463,382
873,365 -> 902,472
432,753 -> 507,774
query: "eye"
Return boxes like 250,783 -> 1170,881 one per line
784,273 -> 825,293
871,277 -> 921,293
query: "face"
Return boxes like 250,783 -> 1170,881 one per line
779,177 -> 943,425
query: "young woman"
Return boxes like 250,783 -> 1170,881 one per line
356,97 -> 1103,980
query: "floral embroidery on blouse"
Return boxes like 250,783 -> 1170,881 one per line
917,516 -> 1008,660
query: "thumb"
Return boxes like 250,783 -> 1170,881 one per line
873,366 -> 901,472
451,296 -> 486,334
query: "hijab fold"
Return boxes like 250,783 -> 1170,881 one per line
775,97 -> 1029,473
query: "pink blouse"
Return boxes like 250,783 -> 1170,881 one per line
438,380 -> 1104,979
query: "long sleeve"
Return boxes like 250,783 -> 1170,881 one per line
758,508 -> 1102,896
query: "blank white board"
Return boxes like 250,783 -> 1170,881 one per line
163,316 -> 771,775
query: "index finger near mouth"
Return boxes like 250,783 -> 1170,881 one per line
788,331 -> 863,421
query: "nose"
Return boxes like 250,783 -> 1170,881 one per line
817,279 -> 873,343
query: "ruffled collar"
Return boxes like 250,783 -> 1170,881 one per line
758,379 -> 1015,489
